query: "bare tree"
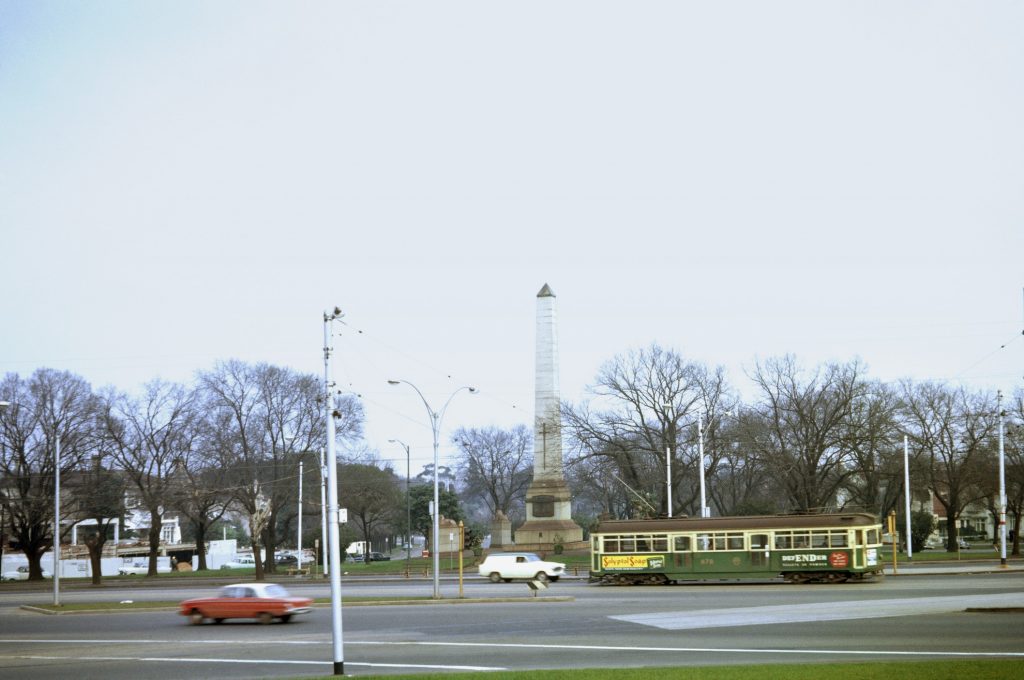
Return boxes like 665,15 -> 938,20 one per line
0,369 -> 98,580
901,382 -> 998,551
452,425 -> 532,524
69,453 -> 125,584
167,410 -> 235,571
838,381 -> 904,515
1005,389 -> 1024,556
747,356 -> 864,513
563,345 -> 732,518
99,380 -> 199,576
339,462 -> 402,558
198,360 -> 361,579
708,408 -> 782,515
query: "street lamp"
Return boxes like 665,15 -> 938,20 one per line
323,308 -> 345,676
691,408 -> 732,519
387,380 -> 477,599
388,439 -> 412,573
998,391 -> 1007,567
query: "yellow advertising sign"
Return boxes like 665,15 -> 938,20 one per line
601,555 -> 665,570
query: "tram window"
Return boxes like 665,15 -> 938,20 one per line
774,534 -> 792,549
866,529 -> 880,545
696,534 -> 712,551
830,531 -> 848,547
673,536 -> 691,551
636,537 -> 651,552
728,535 -> 744,550
604,537 -> 620,553
792,533 -> 810,548
620,538 -> 636,552
652,536 -> 668,551
811,532 -> 829,548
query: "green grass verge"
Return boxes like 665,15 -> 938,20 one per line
300,660 -> 1022,680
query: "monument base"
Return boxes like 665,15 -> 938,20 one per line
516,476 -> 584,548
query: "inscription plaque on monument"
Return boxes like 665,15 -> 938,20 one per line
531,495 -> 555,518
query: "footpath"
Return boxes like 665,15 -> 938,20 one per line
883,558 -> 1024,576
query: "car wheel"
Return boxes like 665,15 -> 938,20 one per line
535,572 -> 549,583
258,612 -> 274,625
189,610 -> 205,625
488,572 -> 502,583
550,575 -> 560,582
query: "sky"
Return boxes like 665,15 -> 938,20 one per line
2,1 -> 1022,475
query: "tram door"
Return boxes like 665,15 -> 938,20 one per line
750,534 -> 769,570
853,530 -> 865,569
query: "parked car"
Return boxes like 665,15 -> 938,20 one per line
274,553 -> 298,567
179,583 -> 312,625
118,561 -> 172,576
957,537 -> 971,550
477,552 -> 565,583
1,565 -> 52,581
366,552 -> 390,562
220,555 -> 257,569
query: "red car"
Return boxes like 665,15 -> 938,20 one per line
179,583 -> 313,625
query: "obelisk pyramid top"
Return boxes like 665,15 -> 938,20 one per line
537,283 -> 555,298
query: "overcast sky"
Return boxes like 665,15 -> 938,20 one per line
2,1 -> 1022,473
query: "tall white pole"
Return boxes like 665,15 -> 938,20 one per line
388,381 -> 475,599
431,411 -> 441,599
697,413 -> 708,518
297,461 -> 303,572
666,444 -> 672,518
320,448 -> 328,578
903,435 -> 912,560
53,436 -> 60,606
998,391 -> 1007,567
323,310 -> 344,675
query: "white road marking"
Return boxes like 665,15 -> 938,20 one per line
0,654 -> 505,672
610,592 -> 1024,630
348,640 -> 1024,658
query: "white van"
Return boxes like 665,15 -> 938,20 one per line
477,552 -> 565,583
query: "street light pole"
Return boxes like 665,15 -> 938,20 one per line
323,308 -> 344,675
903,435 -> 913,560
388,380 -> 476,599
320,448 -> 328,578
663,402 -> 673,518
297,461 -> 303,572
53,436 -> 61,606
388,439 -> 412,572
697,412 -> 708,518
998,390 -> 1007,568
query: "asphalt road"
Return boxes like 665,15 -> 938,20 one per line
1,572 -> 1023,679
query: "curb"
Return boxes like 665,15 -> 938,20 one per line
18,595 -> 574,616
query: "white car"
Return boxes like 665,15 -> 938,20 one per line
118,561 -> 172,576
1,565 -> 52,581
478,552 -> 565,583
220,555 -> 257,569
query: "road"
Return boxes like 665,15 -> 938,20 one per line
1,571 -> 1022,678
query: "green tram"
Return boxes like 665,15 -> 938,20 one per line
590,513 -> 884,584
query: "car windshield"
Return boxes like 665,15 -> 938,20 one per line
265,585 -> 290,598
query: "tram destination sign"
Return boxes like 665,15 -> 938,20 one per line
602,555 -> 665,571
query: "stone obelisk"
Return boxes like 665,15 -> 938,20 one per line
514,284 -> 584,549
